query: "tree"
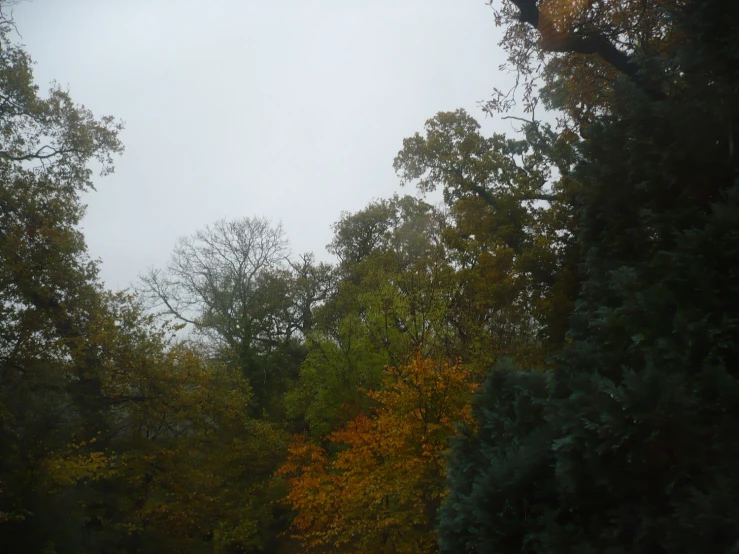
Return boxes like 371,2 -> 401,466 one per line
438,363 -> 553,554
0,10 -> 290,551
33,294 -> 290,554
141,217 -> 320,414
439,1 -> 739,552
280,356 -> 476,553
103,312 -> 288,553
487,0 -> 688,127
0,4 -> 125,548
394,109 -> 581,367
286,196 -> 458,437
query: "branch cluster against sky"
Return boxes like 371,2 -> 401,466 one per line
13,0 -> 511,290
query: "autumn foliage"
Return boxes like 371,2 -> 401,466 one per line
279,356 -> 476,553
4,0 -> 736,551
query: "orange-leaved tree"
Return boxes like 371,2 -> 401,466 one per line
279,356 -> 476,553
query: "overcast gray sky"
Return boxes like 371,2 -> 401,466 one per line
12,0 -> 514,290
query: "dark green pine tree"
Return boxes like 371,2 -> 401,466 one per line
439,1 -> 739,552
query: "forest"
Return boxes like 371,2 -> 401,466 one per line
1,0 -> 738,552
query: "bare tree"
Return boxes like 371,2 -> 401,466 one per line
140,217 -> 342,411
140,217 -> 289,353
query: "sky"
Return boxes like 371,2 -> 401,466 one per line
11,0 -> 515,291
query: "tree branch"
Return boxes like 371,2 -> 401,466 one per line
507,0 -> 661,98
0,145 -> 77,162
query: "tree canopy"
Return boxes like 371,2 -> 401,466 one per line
439,1 -> 739,552
2,0 -> 738,552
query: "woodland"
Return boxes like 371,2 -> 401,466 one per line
1,0 -> 738,552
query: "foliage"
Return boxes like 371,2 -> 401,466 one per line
286,196 -> 457,437
439,1 -> 739,552
487,0 -> 689,127
395,109 -> 581,367
102,334 -> 288,554
0,5 -> 125,548
140,219 -> 333,418
281,356 -> 476,553
0,10 -> 288,551
4,0 -> 738,551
